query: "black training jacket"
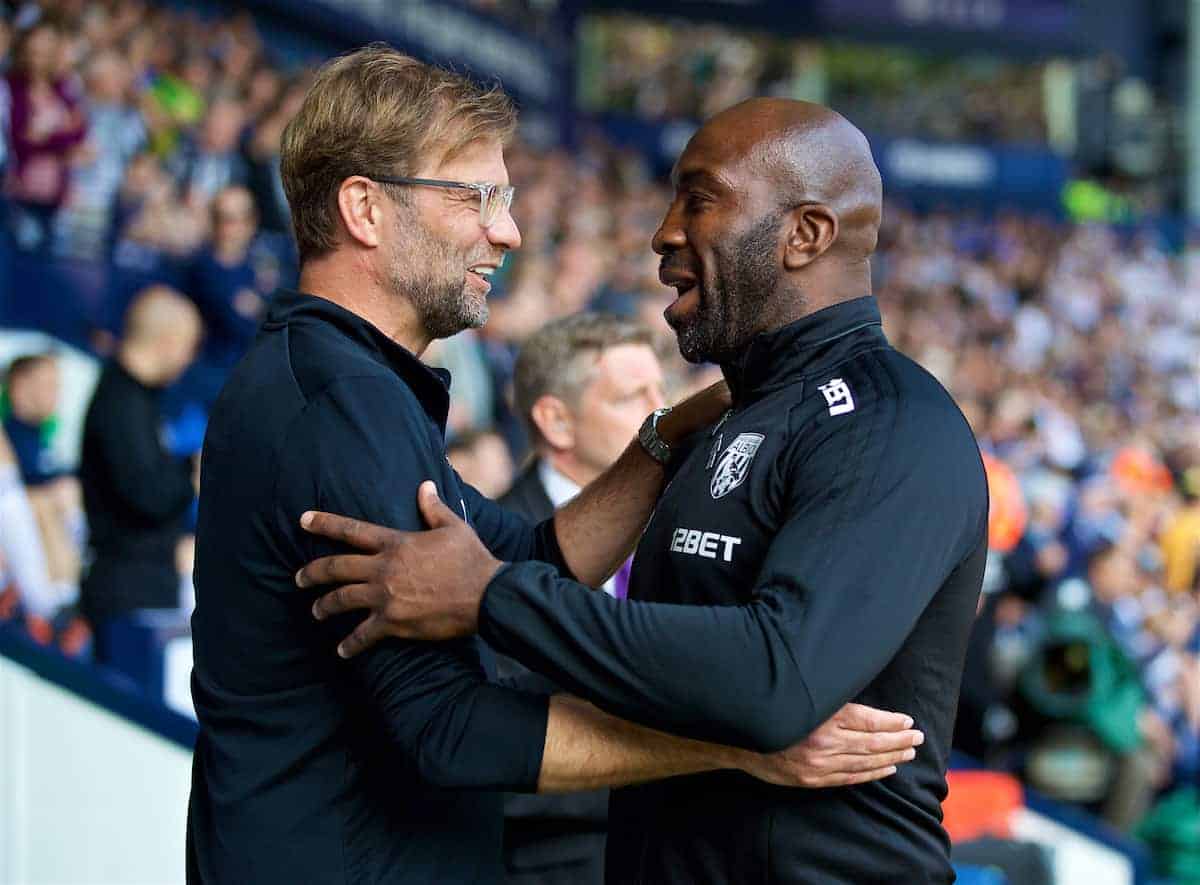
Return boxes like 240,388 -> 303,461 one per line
187,289 -> 561,884
480,296 -> 989,884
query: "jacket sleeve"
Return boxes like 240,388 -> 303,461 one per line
459,475 -> 576,580
287,378 -> 550,790
479,397 -> 988,752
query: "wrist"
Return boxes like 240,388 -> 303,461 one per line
468,556 -> 505,632
720,745 -> 760,775
638,407 -> 674,464
654,407 -> 689,449
660,381 -> 733,445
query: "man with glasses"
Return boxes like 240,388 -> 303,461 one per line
185,47 -> 923,885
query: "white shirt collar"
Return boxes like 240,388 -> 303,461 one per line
536,460 -> 620,598
538,460 -> 582,509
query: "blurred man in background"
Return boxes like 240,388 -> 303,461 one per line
496,312 -> 664,883
506,313 -> 664,598
80,285 -> 201,662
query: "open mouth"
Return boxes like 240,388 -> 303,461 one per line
659,268 -> 701,325
664,284 -> 700,326
466,264 -> 496,293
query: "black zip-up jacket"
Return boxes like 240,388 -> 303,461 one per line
187,290 -> 559,884
480,296 -> 989,884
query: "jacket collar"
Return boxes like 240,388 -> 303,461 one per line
721,296 -> 885,404
264,289 -> 452,431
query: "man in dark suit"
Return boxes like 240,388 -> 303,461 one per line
498,313 -> 664,883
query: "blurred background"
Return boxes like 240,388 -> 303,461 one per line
0,1 -> 1197,883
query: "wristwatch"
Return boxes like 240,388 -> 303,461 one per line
638,407 -> 673,465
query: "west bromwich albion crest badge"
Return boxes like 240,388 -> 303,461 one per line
710,432 -> 764,499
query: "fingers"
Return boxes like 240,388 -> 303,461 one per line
838,729 -> 925,756
311,583 -> 377,620
811,766 -> 899,789
417,481 -> 459,529
834,703 -> 914,733
299,511 -> 396,551
337,613 -> 388,659
295,553 -> 375,589
823,747 -> 917,774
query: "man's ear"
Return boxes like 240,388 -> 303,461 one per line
336,176 -> 384,249
783,203 -> 838,271
530,395 -> 575,452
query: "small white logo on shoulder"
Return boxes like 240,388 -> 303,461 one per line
818,378 -> 855,416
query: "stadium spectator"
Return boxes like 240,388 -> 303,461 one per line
508,312 -> 662,599
1,352 -> 82,610
495,312 -> 665,884
180,185 -> 267,404
56,47 -> 146,259
0,424 -> 58,626
168,92 -> 248,203
3,352 -> 65,486
4,15 -> 87,251
1161,469 -> 1200,594
243,75 -> 307,235
79,285 -> 201,662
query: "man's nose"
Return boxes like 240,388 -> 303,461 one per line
651,208 -> 685,256
486,206 -> 521,251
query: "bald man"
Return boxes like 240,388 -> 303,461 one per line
80,285 -> 202,660
298,99 -> 987,883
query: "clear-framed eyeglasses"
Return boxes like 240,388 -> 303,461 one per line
366,175 -> 515,229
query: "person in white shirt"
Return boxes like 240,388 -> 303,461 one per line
503,313 -> 666,600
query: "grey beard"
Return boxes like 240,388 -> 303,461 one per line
407,272 -> 488,340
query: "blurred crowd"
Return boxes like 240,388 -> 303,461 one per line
579,15 -> 1049,145
0,0 -> 1197,865
876,209 -> 1200,839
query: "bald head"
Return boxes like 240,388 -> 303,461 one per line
125,285 -> 201,342
653,98 -> 883,365
691,98 -> 883,261
121,286 -> 203,386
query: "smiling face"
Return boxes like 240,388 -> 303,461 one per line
652,125 -> 784,365
383,138 -> 521,340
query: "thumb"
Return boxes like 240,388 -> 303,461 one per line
417,480 -> 459,529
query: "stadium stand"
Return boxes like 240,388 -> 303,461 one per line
0,0 -> 1195,883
